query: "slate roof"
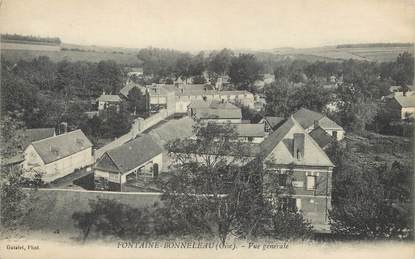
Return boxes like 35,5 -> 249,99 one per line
309,126 -> 334,149
393,91 -> 415,108
189,100 -> 240,110
94,135 -> 163,174
30,130 -> 92,164
148,117 -> 195,146
96,94 -> 122,102
292,108 -> 342,130
234,124 -> 265,137
17,128 -> 55,149
259,117 -> 334,167
264,116 -> 285,129
195,108 -> 242,120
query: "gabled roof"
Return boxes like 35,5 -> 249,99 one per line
17,128 -> 55,149
260,117 -> 334,167
292,108 -> 324,129
292,108 -> 342,130
263,116 -> 285,129
393,91 -> 415,108
96,94 -> 122,102
30,130 -> 92,164
95,135 -> 163,174
309,126 -> 334,149
234,124 -> 265,137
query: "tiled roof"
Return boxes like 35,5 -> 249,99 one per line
293,108 -> 342,130
31,130 -> 92,164
96,94 -> 122,102
394,91 -> 415,108
17,128 -> 55,149
234,124 -> 265,137
260,117 -> 334,167
264,116 -> 285,129
309,127 -> 333,149
95,135 -> 163,174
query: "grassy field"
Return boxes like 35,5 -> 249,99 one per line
1,48 -> 142,65
21,189 -> 162,236
272,45 -> 414,62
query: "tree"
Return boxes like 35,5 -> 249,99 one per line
127,88 -> 147,116
264,79 -> 300,117
72,198 -> 151,242
228,54 -> 263,92
0,116 -> 41,232
208,48 -> 234,76
391,52 -> 414,90
327,143 -> 413,240
102,107 -> 132,138
161,122 -> 262,243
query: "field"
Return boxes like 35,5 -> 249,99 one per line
272,45 -> 414,62
1,42 -> 143,65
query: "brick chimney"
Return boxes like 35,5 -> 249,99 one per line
293,133 -> 305,160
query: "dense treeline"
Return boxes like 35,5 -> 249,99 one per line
1,33 -> 61,45
1,56 -> 125,132
137,47 -> 263,91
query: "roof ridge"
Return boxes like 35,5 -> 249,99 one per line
31,129 -> 81,144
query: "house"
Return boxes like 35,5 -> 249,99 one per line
23,129 -> 94,183
189,100 -> 242,124
146,84 -> 177,115
292,108 -> 345,141
94,134 -> 163,192
260,116 -> 334,231
385,91 -> 415,119
126,67 -> 143,77
259,116 -> 285,133
175,89 -> 255,113
97,93 -> 122,111
234,124 -> 266,143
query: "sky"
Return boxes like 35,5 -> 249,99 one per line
0,0 -> 414,51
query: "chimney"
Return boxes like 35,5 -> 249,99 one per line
314,120 -> 319,129
59,122 -> 68,135
293,133 -> 305,160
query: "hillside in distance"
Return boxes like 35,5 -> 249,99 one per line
1,39 -> 143,66
268,43 -> 414,62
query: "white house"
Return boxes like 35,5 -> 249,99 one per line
97,94 -> 122,111
23,129 -> 94,183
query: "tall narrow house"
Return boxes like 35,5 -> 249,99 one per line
260,116 -> 334,232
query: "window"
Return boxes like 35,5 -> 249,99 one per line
247,137 -> 253,142
153,163 -> 159,179
278,174 -> 288,187
332,131 -> 338,139
307,175 -> 316,190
